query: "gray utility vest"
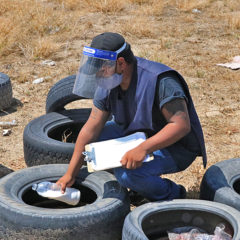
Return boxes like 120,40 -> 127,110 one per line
111,57 -> 207,167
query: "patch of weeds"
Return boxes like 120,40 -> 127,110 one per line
196,70 -> 205,78
187,184 -> 200,199
184,31 -> 192,38
163,41 -> 172,49
137,50 -> 149,59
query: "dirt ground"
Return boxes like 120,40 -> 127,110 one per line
0,1 -> 239,199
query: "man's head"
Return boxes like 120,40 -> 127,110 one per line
72,32 -> 135,98
91,32 -> 135,77
91,32 -> 125,51
91,32 -> 135,64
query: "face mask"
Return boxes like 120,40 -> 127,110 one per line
97,73 -> 122,90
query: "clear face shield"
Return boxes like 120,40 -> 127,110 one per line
73,43 -> 127,99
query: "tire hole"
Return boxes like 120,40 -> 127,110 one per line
21,182 -> 97,209
48,123 -> 84,143
233,178 -> 240,194
142,209 -> 234,239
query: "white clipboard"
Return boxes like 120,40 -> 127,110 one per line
83,132 -> 154,172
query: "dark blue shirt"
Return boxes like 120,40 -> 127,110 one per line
94,70 -> 187,130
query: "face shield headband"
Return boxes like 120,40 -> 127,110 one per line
72,42 -> 127,99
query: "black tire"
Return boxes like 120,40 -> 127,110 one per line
122,199 -> 240,240
46,75 -> 88,113
23,109 -> 91,167
0,164 -> 130,240
0,72 -> 12,110
200,158 -> 240,211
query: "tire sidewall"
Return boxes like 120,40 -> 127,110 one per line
23,109 -> 91,166
0,72 -> 12,110
46,75 -> 85,113
0,164 -> 129,231
200,158 -> 240,210
123,199 -> 240,240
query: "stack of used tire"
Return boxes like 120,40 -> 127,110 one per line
23,75 -> 90,167
21,75 -> 240,239
0,72 -> 13,110
3,73 -> 235,239
0,75 -> 130,239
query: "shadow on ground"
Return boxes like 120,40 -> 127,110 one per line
0,98 -> 23,117
0,164 -> 14,178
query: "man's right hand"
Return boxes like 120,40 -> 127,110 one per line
56,174 -> 75,193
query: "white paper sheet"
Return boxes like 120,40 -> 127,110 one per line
217,55 -> 240,70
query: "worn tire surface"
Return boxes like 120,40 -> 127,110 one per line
122,199 -> 240,240
0,72 -> 12,110
23,109 -> 91,167
0,164 -> 130,240
46,75 -> 87,113
200,158 -> 240,211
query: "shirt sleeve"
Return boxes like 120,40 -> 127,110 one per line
93,87 -> 110,111
157,71 -> 188,109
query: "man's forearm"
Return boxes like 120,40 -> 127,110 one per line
139,122 -> 190,155
65,106 -> 109,177
65,125 -> 101,178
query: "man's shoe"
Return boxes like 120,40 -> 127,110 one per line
128,190 -> 150,206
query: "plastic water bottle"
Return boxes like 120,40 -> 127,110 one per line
32,181 -> 81,206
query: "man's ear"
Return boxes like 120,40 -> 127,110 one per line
117,57 -> 126,69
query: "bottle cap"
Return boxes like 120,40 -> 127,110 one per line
32,184 -> 38,191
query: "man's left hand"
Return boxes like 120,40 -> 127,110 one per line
121,145 -> 147,169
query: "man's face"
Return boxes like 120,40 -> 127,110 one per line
96,61 -> 116,78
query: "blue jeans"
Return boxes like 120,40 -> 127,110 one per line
98,121 -> 196,201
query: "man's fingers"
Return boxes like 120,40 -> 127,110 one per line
121,154 -> 141,169
121,158 -> 139,169
57,182 -> 66,194
121,161 -> 126,168
61,184 -> 67,194
121,155 -> 127,167
56,180 -> 63,192
131,162 -> 137,169
126,160 -> 133,169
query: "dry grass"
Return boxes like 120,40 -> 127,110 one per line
0,0 -> 239,212
1,0 -> 239,62
129,0 -> 165,16
120,16 -> 157,38
174,0 -> 211,11
86,0 -> 126,13
226,11 -> 240,29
